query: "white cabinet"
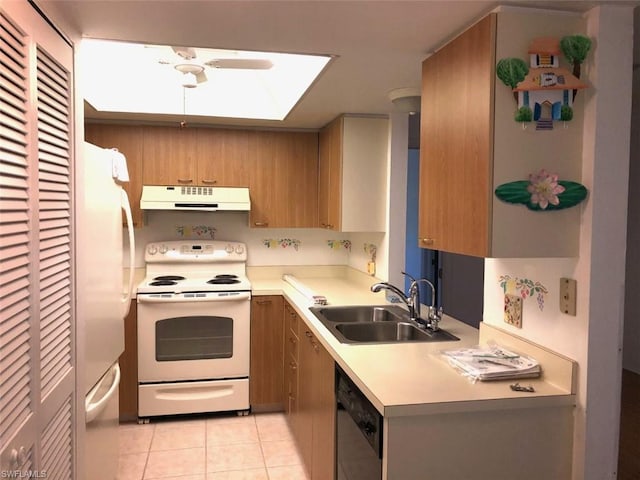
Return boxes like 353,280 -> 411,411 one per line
319,115 -> 388,232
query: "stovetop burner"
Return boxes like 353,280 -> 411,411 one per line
207,278 -> 241,285
150,280 -> 178,286
139,241 -> 250,295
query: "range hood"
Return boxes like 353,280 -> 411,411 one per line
140,185 -> 250,212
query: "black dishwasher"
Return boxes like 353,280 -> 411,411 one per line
335,366 -> 383,480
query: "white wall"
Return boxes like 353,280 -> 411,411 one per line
483,6 -> 634,480
126,211 -> 386,274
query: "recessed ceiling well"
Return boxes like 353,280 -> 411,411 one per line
80,39 -> 333,121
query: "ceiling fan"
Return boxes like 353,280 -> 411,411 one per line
160,46 -> 274,88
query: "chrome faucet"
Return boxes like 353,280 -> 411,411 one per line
370,272 -> 443,331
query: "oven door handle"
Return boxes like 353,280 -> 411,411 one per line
137,292 -> 251,303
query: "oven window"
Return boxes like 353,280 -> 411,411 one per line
155,316 -> 233,361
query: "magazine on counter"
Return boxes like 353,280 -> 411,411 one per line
441,343 -> 541,382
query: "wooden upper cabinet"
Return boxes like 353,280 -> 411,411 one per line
419,11 -> 583,258
142,125 -> 197,186
196,128 -> 249,186
318,116 -> 341,230
318,115 -> 388,232
419,14 -> 495,257
249,130 -> 318,228
85,123 -> 144,227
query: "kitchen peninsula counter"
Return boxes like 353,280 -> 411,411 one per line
249,266 -> 575,418
252,266 -> 576,479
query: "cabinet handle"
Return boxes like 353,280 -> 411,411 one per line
289,361 -> 297,370
253,222 -> 269,227
177,179 -> 194,184
421,238 -> 434,246
201,179 -> 217,185
320,223 -> 334,229
305,331 -> 312,338
289,336 -> 297,345
256,299 -> 272,305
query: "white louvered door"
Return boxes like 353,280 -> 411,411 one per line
1,3 -> 75,478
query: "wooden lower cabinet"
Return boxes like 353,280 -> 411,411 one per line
119,299 -> 138,422
284,300 -> 336,480
250,296 -> 285,411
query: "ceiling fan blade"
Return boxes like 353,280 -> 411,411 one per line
195,70 -> 208,84
204,59 -> 273,70
172,46 -> 197,61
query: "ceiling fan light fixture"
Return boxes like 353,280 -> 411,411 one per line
182,72 -> 197,88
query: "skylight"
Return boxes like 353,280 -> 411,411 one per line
79,39 -> 332,121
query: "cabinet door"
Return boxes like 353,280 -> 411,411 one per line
196,128 -> 250,186
250,296 -> 284,410
249,131 -> 319,228
297,328 -> 315,475
310,337 -> 336,480
142,126 -> 197,186
119,300 -> 138,421
318,117 -> 342,230
1,4 -> 75,477
418,14 -> 495,257
85,124 -> 144,227
280,131 -> 319,228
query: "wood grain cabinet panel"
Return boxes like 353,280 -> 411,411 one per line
142,125 -> 198,186
196,128 -> 249,186
284,300 -> 336,480
419,11 -> 583,257
248,130 -> 319,228
118,300 -> 138,422
85,123 -> 144,227
250,295 -> 284,411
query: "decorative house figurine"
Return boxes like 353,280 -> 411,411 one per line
497,37 -> 589,130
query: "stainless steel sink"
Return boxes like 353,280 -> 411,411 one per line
309,305 -> 460,344
311,305 -> 408,323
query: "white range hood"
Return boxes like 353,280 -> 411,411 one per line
140,185 -> 250,212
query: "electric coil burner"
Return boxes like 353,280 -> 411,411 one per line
136,240 -> 251,419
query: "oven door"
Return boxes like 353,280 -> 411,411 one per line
137,291 -> 250,383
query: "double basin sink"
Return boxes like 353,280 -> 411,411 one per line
309,304 -> 460,345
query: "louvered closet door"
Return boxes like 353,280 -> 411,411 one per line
1,4 -> 75,478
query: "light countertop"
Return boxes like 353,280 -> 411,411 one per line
249,268 -> 575,418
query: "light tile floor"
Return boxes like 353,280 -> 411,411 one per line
118,412 -> 309,480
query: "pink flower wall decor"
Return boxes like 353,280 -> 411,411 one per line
527,169 -> 566,209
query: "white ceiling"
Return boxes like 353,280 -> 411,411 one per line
37,0 -> 632,130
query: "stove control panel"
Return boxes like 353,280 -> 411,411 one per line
145,240 -> 247,262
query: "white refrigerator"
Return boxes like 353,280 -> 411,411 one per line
76,142 -> 135,480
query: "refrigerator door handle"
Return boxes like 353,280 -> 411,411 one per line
121,188 -> 135,317
86,363 -> 120,424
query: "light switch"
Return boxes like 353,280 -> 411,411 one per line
560,278 -> 577,316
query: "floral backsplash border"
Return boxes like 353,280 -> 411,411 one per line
498,274 -> 548,311
327,240 -> 352,251
175,225 -> 216,239
364,243 -> 378,262
262,238 -> 302,251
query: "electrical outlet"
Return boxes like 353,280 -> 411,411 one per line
367,261 -> 376,276
504,294 -> 523,328
560,278 -> 577,315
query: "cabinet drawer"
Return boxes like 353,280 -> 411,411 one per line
285,304 -> 299,336
286,330 -> 299,362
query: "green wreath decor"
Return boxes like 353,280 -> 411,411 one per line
495,169 -> 587,211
